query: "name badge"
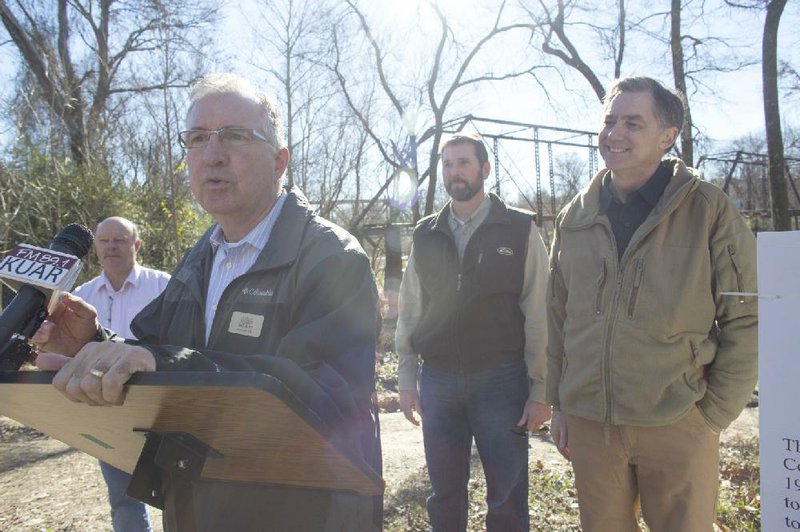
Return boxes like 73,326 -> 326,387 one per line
228,311 -> 264,338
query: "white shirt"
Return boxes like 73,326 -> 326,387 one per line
204,193 -> 287,343
73,264 -> 171,340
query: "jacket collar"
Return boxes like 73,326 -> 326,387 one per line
426,192 -> 515,236
251,187 -> 313,271
560,158 -> 699,231
174,187 -> 313,298
599,163 -> 672,214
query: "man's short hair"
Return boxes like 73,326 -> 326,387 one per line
603,77 -> 686,134
439,133 -> 489,167
187,73 -> 286,149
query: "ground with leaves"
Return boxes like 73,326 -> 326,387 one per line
379,407 -> 760,531
0,403 -> 760,531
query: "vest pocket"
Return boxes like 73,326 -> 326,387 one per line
475,240 -> 525,294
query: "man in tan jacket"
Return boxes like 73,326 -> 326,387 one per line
547,77 -> 758,532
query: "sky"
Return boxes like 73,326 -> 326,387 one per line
1,1 -> 798,155
392,0 -> 800,145
0,1 -> 796,232
221,1 -> 800,150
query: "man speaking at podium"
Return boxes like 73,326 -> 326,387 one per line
33,73 -> 382,531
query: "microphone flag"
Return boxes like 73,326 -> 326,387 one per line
0,243 -> 84,312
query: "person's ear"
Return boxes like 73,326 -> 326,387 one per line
274,147 -> 290,181
661,127 -> 679,151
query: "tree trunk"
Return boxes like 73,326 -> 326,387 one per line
670,0 -> 693,167
763,0 -> 789,230
424,128 -> 443,216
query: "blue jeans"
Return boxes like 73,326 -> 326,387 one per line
99,461 -> 152,532
420,360 -> 530,532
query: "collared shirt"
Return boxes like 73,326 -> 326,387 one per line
599,162 -> 671,260
448,196 -> 492,261
395,197 -> 550,403
73,264 -> 170,340
204,192 -> 287,343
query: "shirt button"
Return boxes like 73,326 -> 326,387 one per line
225,261 -> 232,269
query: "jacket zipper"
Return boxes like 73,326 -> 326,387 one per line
627,258 -> 644,318
600,221 -> 622,426
603,270 -> 623,425
452,230 -> 465,374
453,225 -> 488,374
595,258 -> 608,316
727,244 -> 745,303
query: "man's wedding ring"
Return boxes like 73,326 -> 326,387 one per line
90,368 -> 106,379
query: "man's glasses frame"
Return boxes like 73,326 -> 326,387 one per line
178,127 -> 270,149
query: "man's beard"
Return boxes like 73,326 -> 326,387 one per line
445,176 -> 482,202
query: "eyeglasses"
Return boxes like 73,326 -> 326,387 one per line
178,127 -> 269,149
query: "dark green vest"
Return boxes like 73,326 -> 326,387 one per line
410,194 -> 532,373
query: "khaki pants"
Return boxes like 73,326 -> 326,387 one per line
566,408 -> 720,532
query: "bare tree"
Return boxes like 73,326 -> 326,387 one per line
119,15 -> 209,266
670,0 -> 694,166
522,0 -> 626,101
723,0 -> 790,229
553,152 -> 589,200
245,0 -> 378,237
782,62 -> 800,99
249,0 -> 339,190
0,0 -> 218,166
763,0 -> 789,229
334,0 -> 545,217
665,1 -> 757,166
527,0 -> 763,171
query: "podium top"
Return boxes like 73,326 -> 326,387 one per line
0,370 -> 384,496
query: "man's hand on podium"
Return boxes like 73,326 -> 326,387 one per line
37,342 -> 156,406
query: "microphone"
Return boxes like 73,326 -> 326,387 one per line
0,224 -> 94,368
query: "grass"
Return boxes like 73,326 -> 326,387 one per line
380,418 -> 760,530
716,436 -> 761,531
383,448 -> 583,530
376,350 -> 761,530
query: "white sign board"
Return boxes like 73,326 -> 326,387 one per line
0,244 -> 80,290
759,231 -> 800,530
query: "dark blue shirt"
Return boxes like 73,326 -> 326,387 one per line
599,163 -> 671,260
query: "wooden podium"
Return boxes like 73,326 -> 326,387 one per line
0,370 -> 384,529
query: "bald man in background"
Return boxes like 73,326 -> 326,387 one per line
72,217 -> 170,532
